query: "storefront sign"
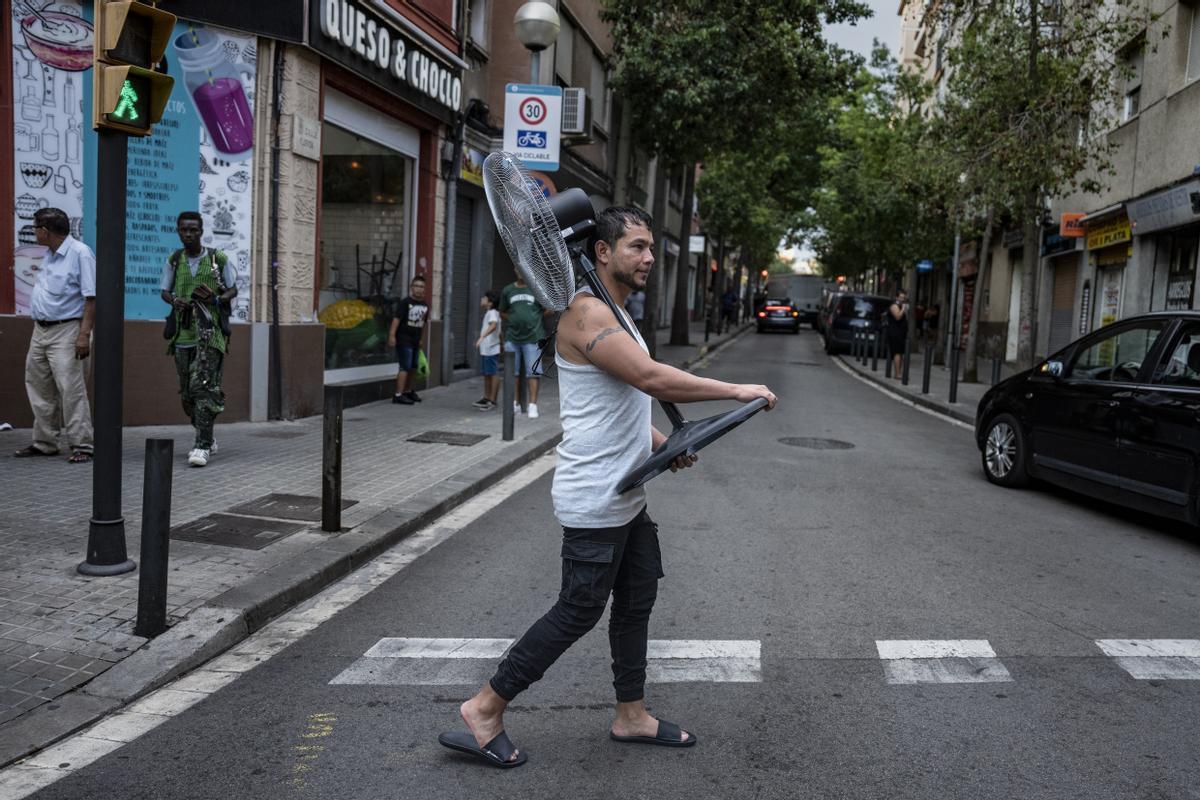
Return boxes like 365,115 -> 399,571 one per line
293,114 -> 321,161
1086,216 -> 1132,250
1127,178 -> 1200,235
10,4 -> 255,321
1061,213 -> 1085,237
689,235 -> 706,254
1042,225 -> 1081,257
311,0 -> 462,118
460,147 -> 485,187
504,84 -> 562,172
916,259 -> 933,273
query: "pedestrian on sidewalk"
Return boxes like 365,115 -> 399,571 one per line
15,207 -> 95,463
500,275 -> 549,419
162,211 -> 238,467
388,275 -> 429,405
887,289 -> 910,378
720,286 -> 738,331
473,291 -> 501,411
624,288 -> 645,326
440,206 -> 777,769
924,303 -> 940,347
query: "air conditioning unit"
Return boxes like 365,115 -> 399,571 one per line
561,87 -> 592,138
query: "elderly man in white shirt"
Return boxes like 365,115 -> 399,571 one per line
14,208 -> 96,463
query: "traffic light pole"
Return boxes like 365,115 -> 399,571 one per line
79,128 -> 135,576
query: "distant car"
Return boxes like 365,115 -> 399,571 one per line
816,290 -> 843,338
756,298 -> 801,334
822,293 -> 891,354
975,312 -> 1200,525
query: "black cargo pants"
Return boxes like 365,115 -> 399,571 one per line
490,506 -> 664,703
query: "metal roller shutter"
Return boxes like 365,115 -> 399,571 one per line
1048,256 -> 1078,353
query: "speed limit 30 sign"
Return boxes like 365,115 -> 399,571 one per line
504,84 -> 562,172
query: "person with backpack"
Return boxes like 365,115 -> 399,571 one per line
160,211 -> 237,467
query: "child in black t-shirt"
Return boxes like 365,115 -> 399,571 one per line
387,276 -> 429,405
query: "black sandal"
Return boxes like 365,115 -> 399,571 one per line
68,450 -> 93,463
610,720 -> 697,748
14,445 -> 57,458
438,730 -> 527,768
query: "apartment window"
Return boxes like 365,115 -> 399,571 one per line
555,16 -> 575,84
1123,48 -> 1143,121
1188,5 -> 1200,82
467,0 -> 488,49
590,51 -> 609,131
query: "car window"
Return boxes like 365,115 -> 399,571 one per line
837,296 -> 890,319
1067,322 -> 1165,382
1150,324 -> 1200,388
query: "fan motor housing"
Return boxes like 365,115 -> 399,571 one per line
548,188 -> 595,243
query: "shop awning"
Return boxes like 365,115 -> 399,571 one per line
1079,203 -> 1125,226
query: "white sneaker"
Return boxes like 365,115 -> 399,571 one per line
188,448 -> 210,467
513,402 -> 523,415
209,440 -> 218,454
527,403 -> 539,419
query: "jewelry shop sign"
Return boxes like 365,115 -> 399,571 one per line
311,0 -> 462,117
1086,216 -> 1131,251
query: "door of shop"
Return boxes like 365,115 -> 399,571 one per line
1049,255 -> 1078,353
451,196 -> 475,369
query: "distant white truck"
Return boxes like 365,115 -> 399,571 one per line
767,274 -> 829,328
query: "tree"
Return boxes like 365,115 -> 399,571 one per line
602,0 -> 866,344
929,0 -> 1155,369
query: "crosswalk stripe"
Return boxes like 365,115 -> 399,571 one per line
363,638 -> 514,659
876,639 -> 1012,685
1095,639 -> 1200,680
329,638 -> 763,686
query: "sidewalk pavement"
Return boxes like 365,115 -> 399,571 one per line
835,342 -> 1009,426
0,317 -> 749,767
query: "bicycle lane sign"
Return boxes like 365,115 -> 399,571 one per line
503,84 -> 562,172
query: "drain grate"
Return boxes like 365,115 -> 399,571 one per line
778,437 -> 855,450
248,429 -> 309,440
170,513 -> 306,550
227,493 -> 358,522
407,431 -> 489,447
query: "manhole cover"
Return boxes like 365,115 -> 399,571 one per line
249,429 -> 309,440
170,513 -> 306,550
407,431 -> 489,447
778,437 -> 855,450
227,493 -> 358,522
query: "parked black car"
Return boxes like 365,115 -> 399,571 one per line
975,312 -> 1200,525
822,293 -> 891,354
756,298 -> 801,334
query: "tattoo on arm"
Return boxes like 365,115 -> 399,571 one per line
586,327 -> 623,353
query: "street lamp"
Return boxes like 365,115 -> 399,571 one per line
514,1 -> 560,84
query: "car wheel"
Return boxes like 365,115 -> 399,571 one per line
982,412 -> 1029,488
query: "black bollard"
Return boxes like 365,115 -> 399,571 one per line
516,348 -> 528,413
134,439 -> 172,638
921,342 -> 933,394
502,353 -> 515,441
992,357 -> 1002,385
861,332 -> 869,365
885,338 -> 893,378
871,332 -> 879,372
949,345 -> 960,404
901,333 -> 912,386
321,385 -> 343,533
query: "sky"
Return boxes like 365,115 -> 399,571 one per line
824,0 -> 902,60
781,0 -> 901,266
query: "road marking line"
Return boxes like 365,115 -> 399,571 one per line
1095,639 -> 1200,658
0,454 -> 557,800
363,638 -> 514,659
1096,639 -> 1200,680
876,640 -> 997,660
832,358 -> 974,430
647,657 -> 761,683
881,658 -> 1013,685
647,640 -> 760,659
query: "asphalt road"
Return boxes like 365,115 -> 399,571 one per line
24,330 -> 1200,800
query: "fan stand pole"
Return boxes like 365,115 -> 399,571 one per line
572,249 -> 687,432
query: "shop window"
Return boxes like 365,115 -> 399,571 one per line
1166,233 -> 1198,310
317,123 -> 414,371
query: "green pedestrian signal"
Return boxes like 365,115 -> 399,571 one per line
113,79 -> 140,121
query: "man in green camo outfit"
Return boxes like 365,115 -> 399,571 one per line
161,211 -> 238,468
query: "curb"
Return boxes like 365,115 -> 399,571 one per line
0,331 -> 731,769
835,355 -> 976,426
677,323 -> 753,370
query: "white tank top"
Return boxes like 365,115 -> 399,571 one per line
552,289 -> 652,528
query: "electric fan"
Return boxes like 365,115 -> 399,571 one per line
483,151 -> 768,494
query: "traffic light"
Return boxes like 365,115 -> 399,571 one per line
93,1 -> 176,135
